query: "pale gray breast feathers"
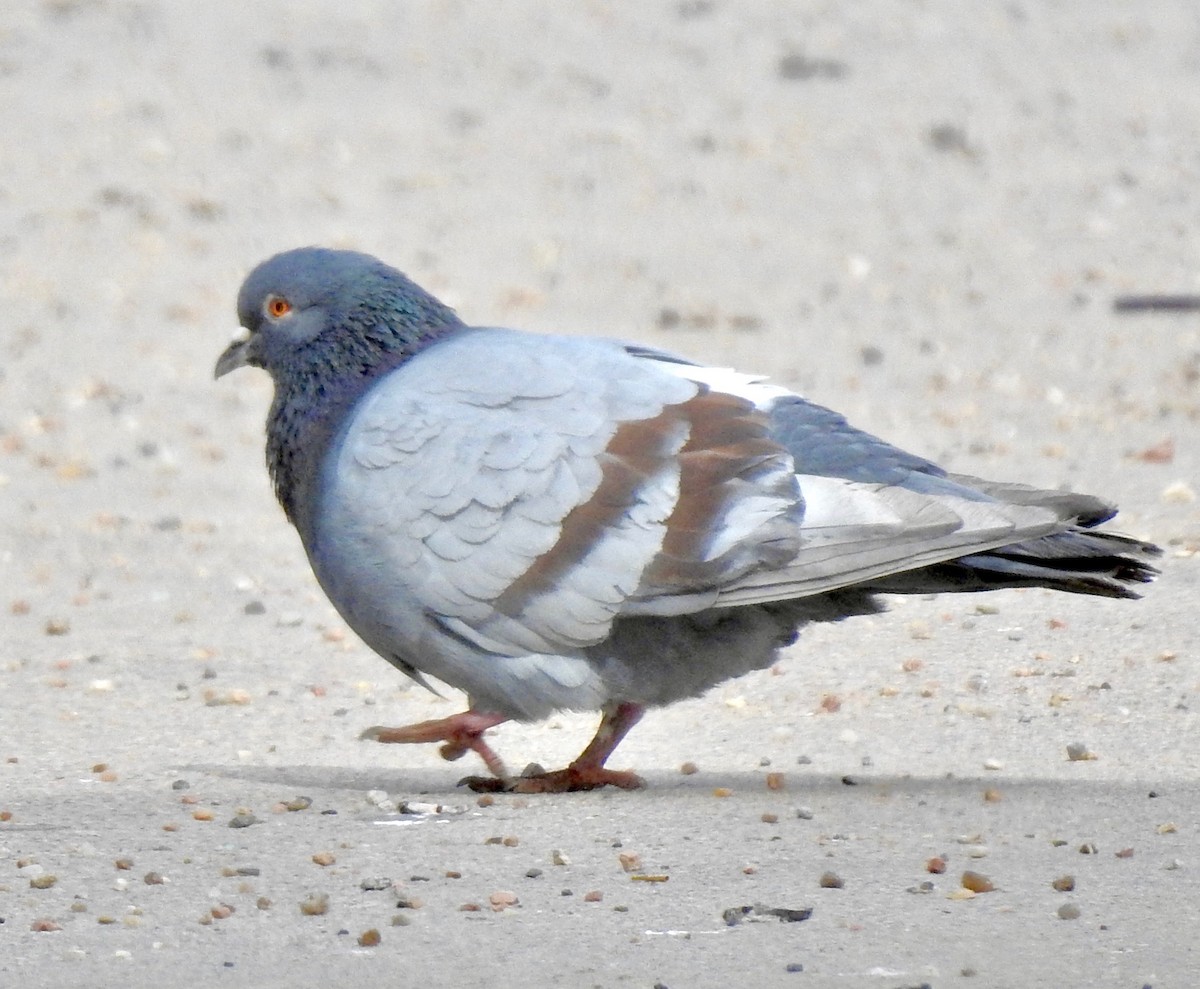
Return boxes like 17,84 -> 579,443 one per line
330,330 -> 804,658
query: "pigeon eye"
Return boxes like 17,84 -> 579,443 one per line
265,296 -> 292,318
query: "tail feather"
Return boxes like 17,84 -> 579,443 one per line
862,527 -> 1161,599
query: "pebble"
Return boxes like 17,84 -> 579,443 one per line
399,800 -> 464,815
618,853 -> 642,873
358,929 -> 381,946
766,772 -> 786,791
795,806 -> 814,820
312,852 -> 336,867
1052,875 -> 1075,892
489,890 -> 519,912
228,813 -> 258,828
819,871 -> 844,889
1057,903 -> 1081,920
960,871 -> 994,893
551,849 -> 570,866
299,893 -> 329,916
1066,742 -> 1097,762
360,877 -> 392,891
679,761 -> 699,775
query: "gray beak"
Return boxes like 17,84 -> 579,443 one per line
214,334 -> 252,379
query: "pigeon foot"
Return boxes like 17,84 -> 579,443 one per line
360,710 -> 510,779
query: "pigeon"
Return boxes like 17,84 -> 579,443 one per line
216,247 -> 1160,792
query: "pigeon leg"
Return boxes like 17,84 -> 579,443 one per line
463,702 -> 647,794
360,710 -> 510,779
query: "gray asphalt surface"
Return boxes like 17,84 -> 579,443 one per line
2,3 -> 1197,987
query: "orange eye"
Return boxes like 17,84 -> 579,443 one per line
266,296 -> 292,318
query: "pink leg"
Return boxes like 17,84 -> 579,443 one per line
360,710 -> 510,779
465,702 -> 647,794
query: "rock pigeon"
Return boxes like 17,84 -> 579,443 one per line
216,247 -> 1160,792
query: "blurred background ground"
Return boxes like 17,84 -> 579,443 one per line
1,3 -> 1197,986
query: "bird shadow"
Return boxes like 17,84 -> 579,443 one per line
176,761 -> 1181,804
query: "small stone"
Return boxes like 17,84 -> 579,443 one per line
961,871 -> 994,893
192,808 -> 214,822
489,890 -> 519,912
31,918 -> 62,931
618,853 -> 642,873
360,877 -> 392,891
712,787 -> 733,798
795,806 -> 814,820
299,893 -> 329,916
766,772 -> 786,791
983,758 -> 1003,771
312,852 -> 336,867
761,813 -> 779,824
30,875 -> 57,889
583,890 -> 603,902
210,904 -> 234,920
1079,842 -> 1098,854
679,761 -> 699,775
1052,875 -> 1075,892
143,872 -> 165,885
285,796 -> 313,812
228,813 -> 258,828
818,871 -> 843,889
358,928 -> 381,947
926,856 -> 947,874
1066,742 -> 1097,762
114,858 -> 133,871
256,897 -> 272,910
551,849 -> 570,866
1057,903 -> 1081,920
525,868 -> 543,879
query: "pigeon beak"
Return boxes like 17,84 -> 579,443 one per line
214,334 -> 253,379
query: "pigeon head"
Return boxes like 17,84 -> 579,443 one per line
216,247 -> 466,529
215,247 -> 463,383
